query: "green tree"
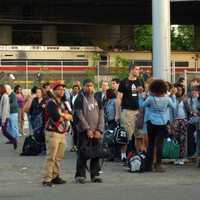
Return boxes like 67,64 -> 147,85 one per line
134,25 -> 152,50
134,25 -> 194,51
171,25 -> 194,51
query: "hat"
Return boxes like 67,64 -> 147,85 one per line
51,81 -> 66,90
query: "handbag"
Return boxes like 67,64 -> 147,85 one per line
162,139 -> 180,159
80,140 -> 111,160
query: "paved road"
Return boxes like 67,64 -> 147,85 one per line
0,134 -> 200,200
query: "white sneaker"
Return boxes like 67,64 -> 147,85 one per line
179,159 -> 185,165
174,159 -> 184,165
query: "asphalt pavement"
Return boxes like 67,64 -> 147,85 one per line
0,134 -> 200,200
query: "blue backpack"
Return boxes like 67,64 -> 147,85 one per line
105,99 -> 116,122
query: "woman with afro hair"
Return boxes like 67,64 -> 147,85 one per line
139,79 -> 176,172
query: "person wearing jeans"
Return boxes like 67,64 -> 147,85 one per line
7,113 -> 19,141
0,85 -> 18,149
188,110 -> 200,167
196,125 -> 200,167
5,85 -> 20,141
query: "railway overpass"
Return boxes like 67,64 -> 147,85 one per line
0,0 -> 199,25
0,0 -> 199,46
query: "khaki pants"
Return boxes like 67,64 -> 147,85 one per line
120,109 -> 138,139
43,131 -> 66,182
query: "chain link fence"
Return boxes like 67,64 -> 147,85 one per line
0,59 -> 200,89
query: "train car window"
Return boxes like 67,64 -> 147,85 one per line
77,55 -> 85,58
100,56 -> 108,65
4,54 -> 14,57
134,60 -> 152,66
63,59 -> 88,66
1,59 -> 26,65
28,60 -> 61,66
175,61 -> 189,67
1,59 -> 89,66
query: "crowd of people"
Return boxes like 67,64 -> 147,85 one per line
0,64 -> 200,187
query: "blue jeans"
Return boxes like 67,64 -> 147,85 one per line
196,130 -> 200,156
7,113 -> 19,140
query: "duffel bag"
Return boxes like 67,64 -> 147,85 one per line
80,140 -> 111,160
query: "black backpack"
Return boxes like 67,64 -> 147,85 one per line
114,124 -> 129,145
20,135 -> 41,156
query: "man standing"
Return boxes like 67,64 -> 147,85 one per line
74,79 -> 104,184
5,85 -> 20,147
111,78 -> 120,95
116,64 -> 144,162
70,84 -> 81,111
95,81 -> 109,107
0,85 -> 17,149
70,84 -> 81,151
42,82 -> 72,187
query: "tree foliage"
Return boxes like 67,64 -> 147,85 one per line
134,25 -> 152,50
134,25 -> 194,51
171,25 -> 194,51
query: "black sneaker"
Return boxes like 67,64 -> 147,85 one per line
42,181 -> 54,187
51,176 -> 66,184
91,177 -> 103,183
13,143 -> 17,150
75,177 -> 86,184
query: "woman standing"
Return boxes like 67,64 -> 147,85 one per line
24,86 -> 37,134
14,85 -> 25,136
140,80 -> 176,172
171,84 -> 191,164
29,88 -> 46,154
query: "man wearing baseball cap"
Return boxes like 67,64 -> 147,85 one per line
42,82 -> 72,187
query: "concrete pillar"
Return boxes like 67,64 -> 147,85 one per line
0,25 -> 12,45
152,0 -> 171,81
120,25 -> 134,48
194,25 -> 200,51
42,25 -> 57,46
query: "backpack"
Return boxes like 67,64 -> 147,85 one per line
103,129 -> 115,145
114,124 -> 129,145
105,99 -> 116,122
20,135 -> 41,156
128,152 -> 146,173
